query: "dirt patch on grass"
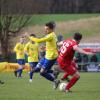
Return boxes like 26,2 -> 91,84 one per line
57,17 -> 100,32
19,16 -> 100,43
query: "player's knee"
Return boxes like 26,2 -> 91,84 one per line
74,71 -> 80,78
31,69 -> 34,73
76,74 -> 80,79
76,73 -> 80,79
40,68 -> 44,72
40,71 -> 45,76
30,67 -> 33,71
37,63 -> 42,68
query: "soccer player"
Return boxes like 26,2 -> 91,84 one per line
25,22 -> 60,89
24,34 -> 39,82
14,36 -> 25,78
57,33 -> 94,92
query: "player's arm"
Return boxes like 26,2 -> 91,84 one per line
57,41 -> 63,47
14,43 -> 19,52
29,35 -> 52,43
73,45 -> 94,55
24,32 -> 52,43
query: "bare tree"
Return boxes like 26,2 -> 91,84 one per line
0,15 -> 30,61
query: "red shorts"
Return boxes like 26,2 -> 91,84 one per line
57,58 -> 77,75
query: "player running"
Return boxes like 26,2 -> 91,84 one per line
14,36 -> 25,78
24,34 -> 39,82
57,33 -> 94,92
25,22 -> 60,89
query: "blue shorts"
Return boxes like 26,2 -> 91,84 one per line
38,58 -> 57,70
17,59 -> 25,65
29,62 -> 38,68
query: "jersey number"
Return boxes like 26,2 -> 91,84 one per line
60,42 -> 69,54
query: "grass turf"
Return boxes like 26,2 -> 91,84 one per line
28,14 -> 100,25
26,14 -> 100,41
0,72 -> 100,100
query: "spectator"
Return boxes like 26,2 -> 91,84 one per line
90,54 -> 98,62
76,53 -> 82,70
82,54 -> 89,71
90,54 -> 98,68
57,34 -> 63,42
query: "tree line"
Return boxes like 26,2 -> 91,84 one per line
0,0 -> 100,61
1,0 -> 100,14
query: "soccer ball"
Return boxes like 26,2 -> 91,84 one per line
59,82 -> 67,91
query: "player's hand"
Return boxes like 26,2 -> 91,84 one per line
24,51 -> 29,56
40,46 -> 45,50
87,52 -> 95,55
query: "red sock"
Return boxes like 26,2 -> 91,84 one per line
66,75 -> 80,90
61,73 -> 69,80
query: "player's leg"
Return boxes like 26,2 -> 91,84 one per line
56,58 -> 71,82
33,58 -> 45,72
53,65 -> 62,79
61,61 -> 78,82
28,58 -> 45,81
17,65 -> 24,77
53,65 -> 70,82
65,64 -> 80,92
66,71 -> 80,92
14,59 -> 25,77
18,59 -> 25,77
40,58 -> 60,89
40,58 -> 56,81
40,68 -> 55,81
29,62 -> 38,82
40,67 -> 60,89
61,72 -> 70,82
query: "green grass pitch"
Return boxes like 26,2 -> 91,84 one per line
0,72 -> 100,100
28,14 -> 100,25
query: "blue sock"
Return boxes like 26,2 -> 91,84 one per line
18,69 -> 23,77
30,71 -> 34,79
40,72 -> 55,82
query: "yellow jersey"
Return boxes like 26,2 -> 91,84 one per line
29,32 -> 58,60
14,43 -> 25,59
24,42 -> 39,62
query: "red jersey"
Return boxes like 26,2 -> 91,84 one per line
58,39 -> 78,66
